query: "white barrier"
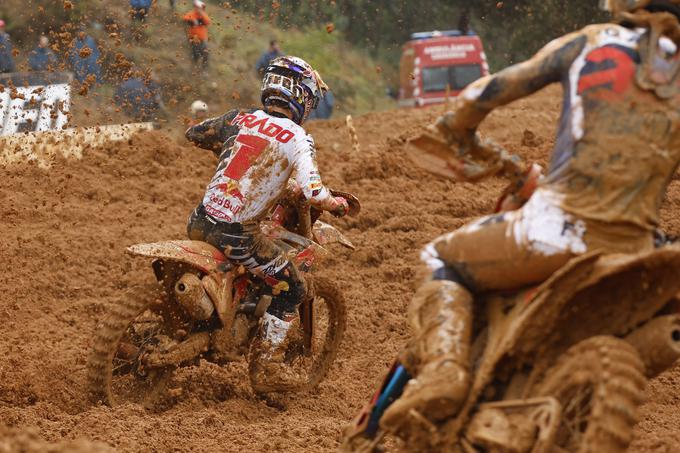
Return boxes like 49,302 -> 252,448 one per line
0,122 -> 154,167
0,72 -> 73,137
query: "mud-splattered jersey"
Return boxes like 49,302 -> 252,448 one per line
441,21 -> 680,249
543,24 -> 680,235
187,109 -> 333,223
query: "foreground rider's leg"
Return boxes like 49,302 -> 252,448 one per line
377,210 -> 570,433
342,203 -> 580,446
380,274 -> 473,433
340,275 -> 473,450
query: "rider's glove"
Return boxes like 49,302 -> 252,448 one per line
330,197 -> 349,217
434,112 -> 477,153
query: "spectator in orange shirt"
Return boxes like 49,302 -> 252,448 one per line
183,0 -> 210,72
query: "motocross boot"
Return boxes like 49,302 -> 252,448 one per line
381,279 -> 473,433
248,311 -> 308,393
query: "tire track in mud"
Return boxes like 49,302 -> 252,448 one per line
1,86 -> 679,452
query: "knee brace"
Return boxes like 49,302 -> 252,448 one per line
267,264 -> 306,318
431,265 -> 475,293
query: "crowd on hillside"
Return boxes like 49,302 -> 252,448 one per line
1,22 -> 101,78
0,0 -> 334,125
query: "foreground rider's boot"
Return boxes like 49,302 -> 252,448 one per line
248,312 -> 307,393
381,279 -> 473,433
340,361 -> 412,452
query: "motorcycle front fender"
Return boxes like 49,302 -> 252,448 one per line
313,220 -> 356,250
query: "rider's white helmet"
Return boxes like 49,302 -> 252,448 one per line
190,100 -> 208,116
261,56 -> 328,125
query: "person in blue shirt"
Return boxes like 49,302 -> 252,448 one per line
130,0 -> 152,22
28,36 -> 58,72
114,72 -> 164,122
67,31 -> 102,83
0,20 -> 16,74
255,40 -> 283,76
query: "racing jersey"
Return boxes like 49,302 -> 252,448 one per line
541,24 -> 680,236
439,21 -> 680,251
186,109 -> 335,223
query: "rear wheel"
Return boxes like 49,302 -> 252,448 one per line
88,284 -> 192,407
531,336 -> 647,452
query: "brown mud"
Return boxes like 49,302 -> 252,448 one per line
1,86 -> 680,451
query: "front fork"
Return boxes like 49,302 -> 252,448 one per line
343,360 -> 412,444
299,290 -> 314,355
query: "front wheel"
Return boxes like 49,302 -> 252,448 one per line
531,336 -> 647,452
302,276 -> 347,388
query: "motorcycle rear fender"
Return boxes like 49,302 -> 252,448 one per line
126,240 -> 227,274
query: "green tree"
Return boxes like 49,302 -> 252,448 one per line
233,0 -> 607,70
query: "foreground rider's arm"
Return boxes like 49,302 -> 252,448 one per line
185,109 -> 247,156
437,31 -> 588,145
292,134 -> 348,216
428,31 -> 588,188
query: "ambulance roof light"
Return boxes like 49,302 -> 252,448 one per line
410,30 -> 476,40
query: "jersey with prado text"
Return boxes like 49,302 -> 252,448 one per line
192,109 -> 333,223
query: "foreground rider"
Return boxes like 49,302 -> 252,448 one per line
185,56 -> 349,393
344,0 -> 680,446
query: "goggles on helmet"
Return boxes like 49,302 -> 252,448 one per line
261,56 -> 327,124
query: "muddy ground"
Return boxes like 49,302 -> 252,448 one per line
1,86 -> 680,452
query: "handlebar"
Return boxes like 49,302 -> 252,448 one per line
281,187 -> 361,240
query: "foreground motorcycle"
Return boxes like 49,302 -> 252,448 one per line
342,134 -> 680,452
88,189 -> 360,407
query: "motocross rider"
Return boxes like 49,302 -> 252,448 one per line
343,0 -> 680,446
185,56 -> 349,393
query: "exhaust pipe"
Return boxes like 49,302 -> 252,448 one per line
174,273 -> 215,320
626,315 -> 680,378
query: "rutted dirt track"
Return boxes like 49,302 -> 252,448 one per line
2,86 -> 680,452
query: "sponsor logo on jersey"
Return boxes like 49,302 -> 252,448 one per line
578,45 -> 637,99
214,179 -> 245,203
207,192 -> 243,216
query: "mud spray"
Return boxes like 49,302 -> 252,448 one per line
1,86 -> 679,451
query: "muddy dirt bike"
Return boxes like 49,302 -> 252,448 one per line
342,135 -> 680,452
88,189 -> 360,407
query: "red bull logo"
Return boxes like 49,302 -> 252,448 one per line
215,179 -> 245,203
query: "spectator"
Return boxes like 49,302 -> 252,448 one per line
130,0 -> 152,22
190,99 -> 208,125
28,36 -> 58,72
183,0 -> 210,72
0,20 -> 16,74
255,40 -> 283,76
308,89 -> 335,120
67,30 -> 102,83
114,71 -> 164,122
